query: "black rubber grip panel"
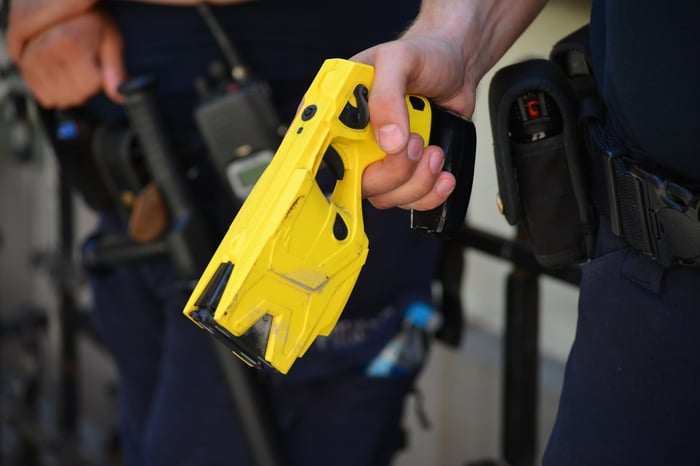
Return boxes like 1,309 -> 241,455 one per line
411,105 -> 476,239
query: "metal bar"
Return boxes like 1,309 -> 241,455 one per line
456,226 -> 581,286
457,225 -> 578,466
503,265 -> 540,466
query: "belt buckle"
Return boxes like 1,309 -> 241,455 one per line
628,165 -> 700,267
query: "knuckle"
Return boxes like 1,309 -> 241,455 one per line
413,172 -> 438,195
385,159 -> 414,185
404,194 -> 439,212
367,196 -> 393,210
51,30 -> 83,58
375,40 -> 410,61
385,170 -> 411,189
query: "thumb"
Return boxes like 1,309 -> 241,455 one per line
359,46 -> 414,155
99,25 -> 127,103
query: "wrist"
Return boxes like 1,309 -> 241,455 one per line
405,0 -> 548,90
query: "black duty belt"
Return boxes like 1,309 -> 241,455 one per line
589,120 -> 700,267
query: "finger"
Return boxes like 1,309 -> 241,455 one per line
365,43 -> 418,155
370,172 -> 456,212
18,35 -> 64,107
36,55 -> 99,108
361,133 -> 425,198
20,63 -> 53,107
98,22 -> 126,103
398,171 -> 456,211
62,54 -> 102,108
367,145 -> 455,210
20,23 -> 101,108
58,27 -> 102,107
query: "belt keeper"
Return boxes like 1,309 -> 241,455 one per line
601,145 -> 626,237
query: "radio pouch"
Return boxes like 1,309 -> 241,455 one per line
489,57 -> 595,267
193,5 -> 282,210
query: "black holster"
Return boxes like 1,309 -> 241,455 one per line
489,30 -> 597,268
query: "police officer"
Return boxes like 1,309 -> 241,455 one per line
7,1 -> 450,465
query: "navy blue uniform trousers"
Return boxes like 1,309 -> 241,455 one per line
90,257 -> 416,466
544,217 -> 700,465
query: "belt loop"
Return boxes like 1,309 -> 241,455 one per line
622,250 -> 664,295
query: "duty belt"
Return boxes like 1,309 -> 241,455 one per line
589,120 -> 700,267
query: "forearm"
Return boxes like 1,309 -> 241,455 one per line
407,0 -> 548,90
6,0 -> 253,65
7,0 -> 98,60
124,0 -> 254,4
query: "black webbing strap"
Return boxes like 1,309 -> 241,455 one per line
587,118 -> 700,267
587,120 -> 652,251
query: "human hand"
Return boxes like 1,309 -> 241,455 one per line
353,33 -> 476,211
7,0 -> 98,62
13,8 -> 126,108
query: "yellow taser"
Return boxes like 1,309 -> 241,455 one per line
183,58 -> 475,374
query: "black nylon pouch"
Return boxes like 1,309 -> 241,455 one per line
489,58 -> 595,267
41,109 -> 117,212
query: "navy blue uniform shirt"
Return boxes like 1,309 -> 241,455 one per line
99,1 -> 420,126
590,0 -> 700,180
87,0 -> 440,381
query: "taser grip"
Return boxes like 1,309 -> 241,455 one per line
183,58 -> 475,374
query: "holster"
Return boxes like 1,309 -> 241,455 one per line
42,109 -> 118,213
489,48 -> 596,267
45,78 -> 215,279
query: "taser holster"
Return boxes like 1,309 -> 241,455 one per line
489,26 -> 597,268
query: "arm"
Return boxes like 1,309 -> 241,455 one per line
356,0 -> 548,210
11,7 -> 126,108
6,0 -> 97,63
131,0 -> 255,3
5,0 -> 252,65
7,0 -> 127,108
5,0 -> 255,108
